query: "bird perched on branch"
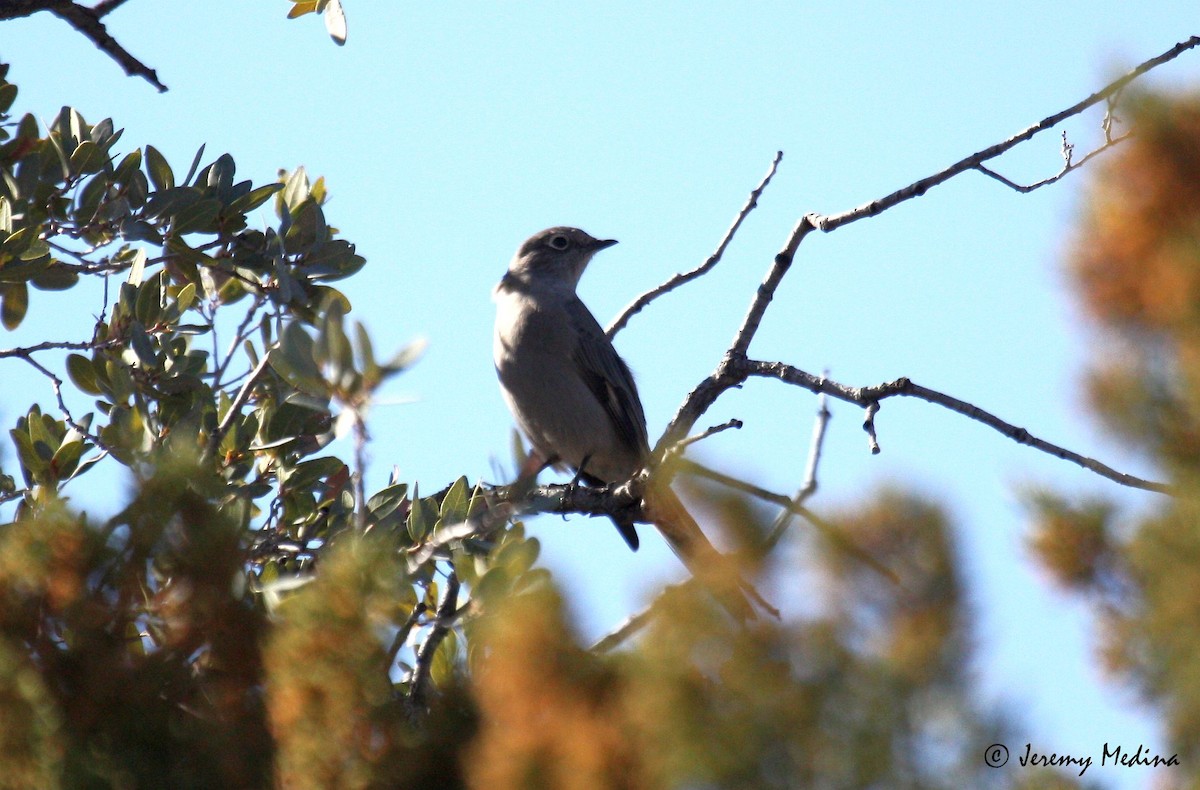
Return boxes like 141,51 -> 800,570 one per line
493,226 -> 770,621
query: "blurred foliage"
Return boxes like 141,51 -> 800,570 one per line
1025,88 -> 1200,777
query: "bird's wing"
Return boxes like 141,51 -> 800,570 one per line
566,296 -> 650,459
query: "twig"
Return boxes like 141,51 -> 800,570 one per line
763,389 -> 831,549
92,0 -> 129,15
386,601 -> 427,671
47,1 -> 167,91
408,570 -> 460,709
807,36 -> 1199,237
656,42 -> 1199,492
862,401 -> 880,454
689,37 -> 1200,383
351,411 -> 368,531
656,356 -> 1170,494
605,151 -> 783,339
212,296 -> 266,389
591,604 -> 657,653
974,129 -> 1132,193
749,362 -> 1172,494
673,418 -> 743,453
678,458 -> 900,586
0,338 -> 117,358
209,346 -> 275,458
10,348 -> 111,453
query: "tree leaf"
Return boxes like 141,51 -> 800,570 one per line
66,354 -> 103,395
1,281 -> 28,329
144,144 -> 174,191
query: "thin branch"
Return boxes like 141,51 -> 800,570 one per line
605,151 -> 783,339
0,338 -> 116,358
10,348 -> 112,453
673,418 -> 743,453
699,37 -> 1200,386
806,36 -> 1199,236
42,1 -> 167,91
975,129 -> 1132,193
743,361 -> 1173,494
209,346 -> 275,458
408,570 -> 460,710
655,354 -> 1169,494
764,389 -> 831,550
656,40 -> 1197,491
862,401 -> 880,454
678,458 -> 900,586
386,601 -> 427,671
352,411 -> 368,531
591,602 -> 658,653
92,0 -> 129,15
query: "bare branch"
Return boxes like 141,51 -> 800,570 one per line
975,128 -> 1133,193
862,401 -> 880,455
591,604 -> 657,653
672,418 -> 743,454
92,0 -> 130,16
209,346 -> 275,458
748,361 -> 1172,494
0,338 -> 116,359
408,570 -> 460,709
807,36 -> 1199,236
386,601 -> 427,671
655,354 -> 1169,494
656,40 -> 1196,491
605,151 -> 783,339
678,458 -> 900,585
763,389 -> 831,550
0,1 -> 165,90
9,346 -> 112,454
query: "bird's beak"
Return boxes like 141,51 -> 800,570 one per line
592,238 -> 618,251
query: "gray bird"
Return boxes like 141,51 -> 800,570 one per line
493,226 -> 759,620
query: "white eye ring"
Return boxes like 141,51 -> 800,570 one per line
548,234 -> 569,251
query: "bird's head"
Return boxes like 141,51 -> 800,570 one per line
506,227 -> 618,291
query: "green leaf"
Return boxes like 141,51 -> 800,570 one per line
0,197 -> 10,234
439,476 -> 470,523
0,82 -> 17,115
383,337 -> 427,374
68,140 -> 105,176
280,166 -> 309,212
229,183 -> 282,213
113,149 -> 142,182
175,282 -> 196,312
51,440 -> 85,480
495,535 -> 540,578
9,428 -> 44,484
30,262 -> 79,291
144,144 -> 174,191
134,271 -> 163,326
182,144 -> 206,186
271,322 -> 327,397
66,354 -> 103,395
407,486 -> 437,543
129,321 -> 157,367
282,456 -> 346,492
126,248 -> 146,285
367,483 -> 409,519
1,282 -> 28,329
172,198 -> 221,235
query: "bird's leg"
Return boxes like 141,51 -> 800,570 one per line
568,453 -> 594,491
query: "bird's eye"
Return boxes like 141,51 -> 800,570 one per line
548,234 -> 570,251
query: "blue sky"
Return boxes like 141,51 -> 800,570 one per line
4,3 -> 1199,786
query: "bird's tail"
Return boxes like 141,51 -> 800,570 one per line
642,481 -> 777,622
